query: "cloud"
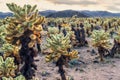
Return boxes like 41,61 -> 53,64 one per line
0,0 -> 120,13
46,0 -> 98,6
106,6 -> 120,12
115,3 -> 120,6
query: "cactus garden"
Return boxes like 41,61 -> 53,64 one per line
0,2 -> 120,80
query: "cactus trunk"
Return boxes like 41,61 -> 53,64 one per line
98,46 -> 105,62
110,40 -> 120,57
19,30 -> 37,79
56,55 -> 67,80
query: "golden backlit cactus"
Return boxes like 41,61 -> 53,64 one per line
0,43 -> 20,62
47,27 -> 59,36
0,56 -> 17,78
45,33 -> 78,80
84,21 -> 91,31
61,26 -> 76,45
114,27 -> 120,43
61,23 -> 70,28
5,3 -> 44,46
91,30 -> 111,49
0,3 -> 44,59
0,25 -> 7,45
0,3 -> 45,79
2,75 -> 25,80
45,33 -> 78,62
91,30 -> 111,61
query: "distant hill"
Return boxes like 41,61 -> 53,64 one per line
80,10 -> 120,17
0,12 -> 13,18
39,10 -> 56,16
0,10 -> 120,18
46,10 -> 88,18
44,10 -> 120,17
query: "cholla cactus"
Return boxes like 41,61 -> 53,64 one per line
103,21 -> 109,31
110,27 -> 120,57
0,56 -> 17,77
0,43 -> 20,62
2,75 -> 25,80
114,27 -> 120,43
61,26 -> 76,45
61,23 -> 70,28
48,27 -> 59,36
0,3 -> 45,79
0,43 -> 14,54
91,30 -> 110,49
46,33 -> 78,62
5,3 -> 44,46
0,25 -> 7,45
91,30 -> 111,61
45,33 -> 78,80
84,21 -> 92,37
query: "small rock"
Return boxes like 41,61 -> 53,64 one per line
75,68 -> 79,71
87,50 -> 90,52
93,60 -> 99,63
109,77 -> 113,80
90,49 -> 97,56
42,78 -> 47,80
79,68 -> 85,72
69,60 -> 83,67
67,76 -> 74,80
41,71 -> 50,76
78,52 -> 81,54
56,77 -> 60,80
75,68 -> 85,72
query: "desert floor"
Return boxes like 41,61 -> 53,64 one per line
34,37 -> 120,80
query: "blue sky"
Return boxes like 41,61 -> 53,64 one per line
0,0 -> 120,13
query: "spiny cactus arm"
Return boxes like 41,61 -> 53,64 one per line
6,3 -> 38,21
91,30 -> 111,49
0,43 -> 14,53
2,76 -> 13,80
5,57 -> 17,77
113,28 -> 120,43
0,57 -> 17,77
45,33 -> 78,62
6,3 -> 23,19
2,75 -> 25,80
3,3 -> 44,79
14,75 -> 26,80
0,25 -> 7,44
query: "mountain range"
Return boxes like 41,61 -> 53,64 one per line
0,10 -> 120,18
41,10 -> 120,18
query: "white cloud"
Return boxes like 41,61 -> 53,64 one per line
0,0 -> 120,13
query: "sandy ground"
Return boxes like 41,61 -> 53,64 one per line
34,37 -> 120,80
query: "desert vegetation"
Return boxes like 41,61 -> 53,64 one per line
0,3 -> 120,80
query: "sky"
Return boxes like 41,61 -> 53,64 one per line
0,0 -> 120,13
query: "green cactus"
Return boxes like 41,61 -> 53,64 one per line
0,56 -> 17,77
45,33 -> 78,80
2,75 -> 25,80
110,27 -> 120,57
91,30 -> 111,61
3,3 -> 45,79
0,43 -> 14,53
91,30 -> 111,49
0,25 -> 7,44
114,27 -> 120,43
48,27 -> 59,36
